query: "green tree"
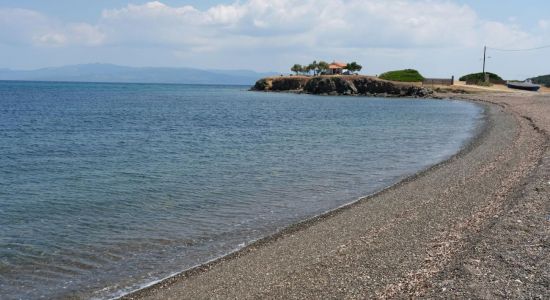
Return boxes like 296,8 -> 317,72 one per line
304,65 -> 312,75
308,60 -> 318,76
346,62 -> 362,74
317,61 -> 329,74
291,64 -> 303,75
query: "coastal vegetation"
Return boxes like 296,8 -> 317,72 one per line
290,60 -> 362,75
459,72 -> 503,83
291,61 -> 328,75
530,74 -> 550,87
345,62 -> 363,73
378,69 -> 424,82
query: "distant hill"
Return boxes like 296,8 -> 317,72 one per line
379,69 -> 424,82
0,64 -> 277,85
530,75 -> 550,87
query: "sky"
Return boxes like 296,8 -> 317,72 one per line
1,0 -> 549,79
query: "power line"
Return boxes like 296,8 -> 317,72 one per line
486,45 -> 550,52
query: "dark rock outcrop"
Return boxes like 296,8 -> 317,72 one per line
253,76 -> 309,91
253,78 -> 272,91
304,77 -> 357,95
272,77 -> 309,91
251,75 -> 433,98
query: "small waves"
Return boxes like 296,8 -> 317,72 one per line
0,81 -> 483,299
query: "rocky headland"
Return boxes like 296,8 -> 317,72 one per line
251,75 -> 433,98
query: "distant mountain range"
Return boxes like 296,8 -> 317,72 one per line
0,64 -> 278,85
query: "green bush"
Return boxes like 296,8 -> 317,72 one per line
530,75 -> 550,87
379,69 -> 424,82
459,72 -> 503,82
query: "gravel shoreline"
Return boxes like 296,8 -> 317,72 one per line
123,93 -> 549,299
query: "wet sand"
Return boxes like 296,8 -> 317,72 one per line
124,93 -> 549,299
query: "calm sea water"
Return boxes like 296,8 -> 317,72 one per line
0,81 -> 483,299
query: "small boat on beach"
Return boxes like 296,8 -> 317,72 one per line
506,81 -> 541,91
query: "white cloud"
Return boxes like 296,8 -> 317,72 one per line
95,0 -> 539,51
0,1 -> 543,56
481,21 -> 539,49
33,33 -> 67,46
67,24 -> 106,46
0,8 -> 104,47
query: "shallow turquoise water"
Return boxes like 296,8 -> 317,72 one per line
0,81 -> 483,299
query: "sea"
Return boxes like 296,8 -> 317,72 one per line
0,81 -> 483,299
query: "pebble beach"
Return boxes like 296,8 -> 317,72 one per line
125,92 -> 550,299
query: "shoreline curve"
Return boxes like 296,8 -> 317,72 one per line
116,98 -> 488,300
122,93 -> 549,299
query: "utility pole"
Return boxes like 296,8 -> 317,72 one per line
482,45 -> 488,83
482,45 -> 486,75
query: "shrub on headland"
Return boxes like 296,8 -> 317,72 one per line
378,69 -> 424,82
459,72 -> 503,83
530,74 -> 550,87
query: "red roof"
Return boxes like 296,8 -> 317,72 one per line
328,61 -> 347,69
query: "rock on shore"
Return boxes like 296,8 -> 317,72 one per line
252,75 -> 433,98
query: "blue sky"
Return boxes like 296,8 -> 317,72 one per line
1,0 -> 549,79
